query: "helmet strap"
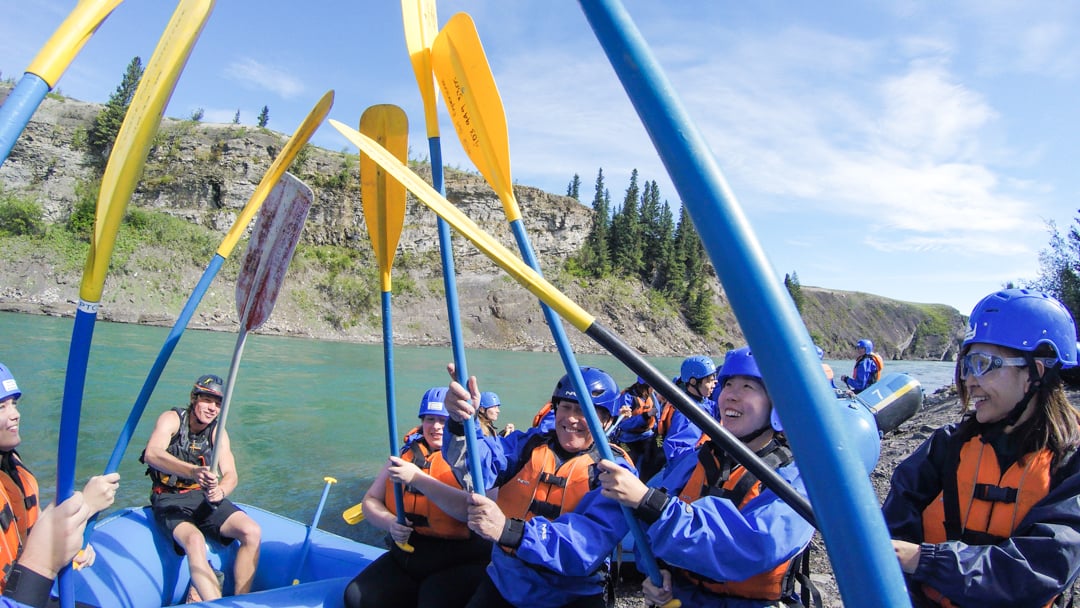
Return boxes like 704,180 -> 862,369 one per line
737,423 -> 772,444
1002,357 -> 1051,428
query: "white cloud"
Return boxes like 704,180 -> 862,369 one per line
223,58 -> 305,100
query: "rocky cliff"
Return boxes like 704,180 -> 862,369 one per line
0,84 -> 966,359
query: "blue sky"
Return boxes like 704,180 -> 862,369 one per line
2,1 -> 1078,315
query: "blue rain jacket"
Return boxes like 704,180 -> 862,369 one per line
882,420 -> 1080,607
662,395 -> 717,463
640,445 -> 814,607
611,391 -> 656,444
843,355 -> 879,393
445,425 -> 632,607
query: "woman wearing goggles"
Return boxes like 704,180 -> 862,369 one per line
882,288 -> 1080,607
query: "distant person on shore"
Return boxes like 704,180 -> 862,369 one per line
344,387 -> 490,608
597,347 -> 841,607
842,339 -> 882,393
478,391 -> 514,437
816,345 -> 837,388
663,355 -> 718,464
611,376 -> 663,481
0,363 -> 119,606
142,373 -> 262,602
882,289 -> 1080,606
441,365 -> 634,607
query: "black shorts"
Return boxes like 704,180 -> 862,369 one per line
150,491 -> 243,555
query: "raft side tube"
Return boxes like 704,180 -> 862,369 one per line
856,372 -> 923,434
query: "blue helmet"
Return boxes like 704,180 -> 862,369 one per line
856,339 -> 873,353
479,391 -> 501,409
680,355 -> 717,383
718,347 -> 762,384
964,288 -> 1078,368
418,387 -> 449,418
814,345 -> 824,360
0,364 -> 20,402
552,367 -> 620,418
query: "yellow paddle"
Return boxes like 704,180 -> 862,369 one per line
359,104 -> 414,553
58,2 -> 215,604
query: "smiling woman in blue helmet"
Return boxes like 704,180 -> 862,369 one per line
598,347 -> 880,607
883,289 -> 1080,607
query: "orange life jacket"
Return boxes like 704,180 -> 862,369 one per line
674,440 -> 800,602
532,402 -> 554,428
385,438 -> 471,540
0,454 -> 39,590
497,434 -> 615,524
623,387 -> 657,428
656,397 -> 676,438
920,435 -> 1055,607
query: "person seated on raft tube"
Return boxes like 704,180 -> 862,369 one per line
478,391 -> 515,438
664,355 -> 718,464
841,339 -> 881,394
436,364 -> 634,608
142,374 -> 262,602
344,387 -> 491,608
883,288 -> 1080,607
0,363 -> 119,608
599,347 -> 828,607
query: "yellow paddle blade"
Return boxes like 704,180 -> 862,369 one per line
359,105 -> 409,293
216,89 -> 334,258
82,0 -> 215,302
431,12 -> 519,221
342,502 -> 364,524
330,119 -> 595,332
26,0 -> 124,87
402,0 -> 440,138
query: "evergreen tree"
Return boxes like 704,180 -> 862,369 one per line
638,180 -> 663,284
257,105 -> 270,128
609,169 -> 644,278
580,168 -> 611,276
785,271 -> 805,313
1029,215 -> 1080,329
233,109 -> 241,124
566,173 -> 581,200
686,286 -> 715,335
652,201 -> 677,291
86,56 -> 143,170
189,108 -> 204,122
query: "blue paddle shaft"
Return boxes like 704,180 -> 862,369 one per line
576,1 -> 908,605
0,73 -> 49,167
381,291 -> 408,526
506,219 -> 667,588
291,479 -> 334,583
429,136 -> 486,492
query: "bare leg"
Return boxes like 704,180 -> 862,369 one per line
173,522 -> 222,601
220,511 -> 261,594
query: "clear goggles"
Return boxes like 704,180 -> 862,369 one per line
959,352 -> 1027,379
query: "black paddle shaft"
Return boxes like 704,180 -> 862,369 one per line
586,322 -> 818,528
